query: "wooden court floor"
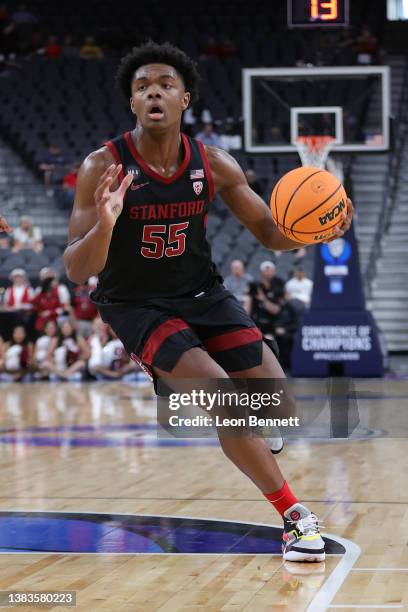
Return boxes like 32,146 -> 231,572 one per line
0,381 -> 407,611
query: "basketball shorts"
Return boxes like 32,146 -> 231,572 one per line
92,280 -> 278,381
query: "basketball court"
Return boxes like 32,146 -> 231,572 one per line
0,380 -> 407,610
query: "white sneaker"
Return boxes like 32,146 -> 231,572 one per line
282,504 -> 325,562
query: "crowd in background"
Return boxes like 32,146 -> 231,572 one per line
0,257 -> 313,381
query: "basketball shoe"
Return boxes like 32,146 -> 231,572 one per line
282,503 -> 325,562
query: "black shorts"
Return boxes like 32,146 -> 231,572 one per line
92,281 -> 277,379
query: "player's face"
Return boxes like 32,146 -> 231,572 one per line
130,63 -> 190,129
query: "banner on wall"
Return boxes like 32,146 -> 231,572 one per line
291,225 -> 385,377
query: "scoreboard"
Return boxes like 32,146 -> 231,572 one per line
288,0 -> 349,27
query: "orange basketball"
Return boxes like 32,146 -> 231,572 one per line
270,166 -> 348,244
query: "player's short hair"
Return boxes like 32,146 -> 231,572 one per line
116,41 -> 200,103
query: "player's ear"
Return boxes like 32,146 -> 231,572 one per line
130,97 -> 136,115
181,91 -> 190,111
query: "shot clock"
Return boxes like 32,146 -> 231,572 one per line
288,0 -> 349,27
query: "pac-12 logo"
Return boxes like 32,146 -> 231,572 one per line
193,181 -> 203,195
319,199 -> 346,226
126,166 -> 141,181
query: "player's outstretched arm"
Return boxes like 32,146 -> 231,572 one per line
207,147 -> 352,251
64,150 -> 132,284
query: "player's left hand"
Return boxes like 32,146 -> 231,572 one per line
323,198 -> 353,243
0,215 -> 12,234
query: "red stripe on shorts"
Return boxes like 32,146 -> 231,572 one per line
141,318 -> 190,365
204,327 -> 262,353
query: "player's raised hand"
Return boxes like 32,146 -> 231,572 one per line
94,164 -> 133,232
324,198 -> 354,243
0,215 -> 12,234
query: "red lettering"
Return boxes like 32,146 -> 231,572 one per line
157,204 -> 168,220
170,203 -> 178,218
178,202 -> 187,217
148,206 -> 157,220
196,200 -> 205,213
129,206 -> 139,220
187,201 -> 195,216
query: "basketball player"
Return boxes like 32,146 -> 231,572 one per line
64,42 -> 353,562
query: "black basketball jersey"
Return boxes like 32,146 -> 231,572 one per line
97,131 -> 217,302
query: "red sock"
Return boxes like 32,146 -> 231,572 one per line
264,482 -> 298,517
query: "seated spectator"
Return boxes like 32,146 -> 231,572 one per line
31,276 -> 63,334
90,329 -> 139,381
37,267 -> 72,318
56,163 -> 78,210
44,34 -> 61,58
200,36 -> 220,59
247,261 -> 284,335
0,325 -> 33,381
79,35 -> 103,60
245,169 -> 264,197
32,320 -> 58,379
195,123 -> 221,147
43,319 -> 90,381
62,35 -> 78,58
39,144 -> 65,187
356,25 -> 378,64
285,267 -> 313,308
217,38 -> 237,60
88,317 -> 110,376
274,295 -> 300,371
4,268 -> 33,310
224,260 -> 252,307
72,276 -> 98,338
219,119 -> 242,151
12,215 -> 43,253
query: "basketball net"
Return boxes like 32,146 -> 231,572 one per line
296,136 -> 335,169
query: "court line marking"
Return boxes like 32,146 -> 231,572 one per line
0,510 -> 361,610
305,532 -> 361,612
328,606 -> 403,609
352,568 -> 408,572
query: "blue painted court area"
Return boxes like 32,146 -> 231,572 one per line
0,512 -> 345,555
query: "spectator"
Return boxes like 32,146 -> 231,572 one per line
79,36 -> 103,60
72,276 -> 98,338
57,163 -> 78,210
10,3 -> 38,54
245,169 -> 264,197
43,319 -> 89,381
62,35 -> 78,58
90,330 -> 139,381
88,317 -> 110,376
273,295 -> 300,371
200,36 -> 220,59
4,268 -> 33,309
224,260 -> 252,307
219,119 -> 242,151
38,268 -> 72,317
12,215 -> 43,253
356,25 -> 378,64
285,267 -> 313,308
39,144 -> 66,187
247,261 -> 284,335
44,34 -> 61,59
0,325 -> 33,381
31,276 -> 63,334
195,123 -> 221,147
32,320 -> 58,379
217,38 -> 237,60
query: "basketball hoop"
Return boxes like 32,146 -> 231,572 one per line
296,136 -> 335,169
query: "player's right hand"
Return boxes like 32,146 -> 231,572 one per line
94,163 -> 133,232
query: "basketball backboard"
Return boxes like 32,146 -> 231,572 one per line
243,66 -> 390,153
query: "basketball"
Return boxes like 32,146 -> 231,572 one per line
270,166 -> 348,244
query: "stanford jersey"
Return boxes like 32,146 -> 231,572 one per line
97,132 -> 216,302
